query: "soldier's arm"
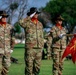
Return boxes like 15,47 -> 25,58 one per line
41,23 -> 44,46
52,36 -> 60,43
50,28 -> 60,43
19,17 -> 31,28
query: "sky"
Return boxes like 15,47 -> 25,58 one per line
0,0 -> 50,9
27,0 -> 50,8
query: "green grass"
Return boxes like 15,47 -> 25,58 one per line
8,44 -> 76,75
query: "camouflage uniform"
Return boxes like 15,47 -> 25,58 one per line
0,24 -> 14,75
51,26 -> 67,75
46,34 -> 52,60
19,17 -> 44,75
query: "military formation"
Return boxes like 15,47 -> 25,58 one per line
0,7 -> 73,75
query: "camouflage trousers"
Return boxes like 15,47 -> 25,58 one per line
47,46 -> 51,60
52,48 -> 65,75
24,48 -> 42,75
0,53 -> 11,75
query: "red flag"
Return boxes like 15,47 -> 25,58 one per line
62,34 -> 76,63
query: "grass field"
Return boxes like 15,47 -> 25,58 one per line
8,44 -> 76,75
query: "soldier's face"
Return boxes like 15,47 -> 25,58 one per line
1,17 -> 7,22
34,14 -> 38,18
57,20 -> 62,25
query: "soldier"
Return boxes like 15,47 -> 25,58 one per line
50,14 -> 67,75
0,11 -> 14,75
19,7 -> 44,75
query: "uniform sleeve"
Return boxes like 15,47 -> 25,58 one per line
19,17 -> 31,28
40,22 -> 44,47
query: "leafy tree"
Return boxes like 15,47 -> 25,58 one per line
43,0 -> 76,33
10,2 -> 18,11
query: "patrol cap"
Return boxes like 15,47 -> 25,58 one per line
56,15 -> 64,21
55,14 -> 64,21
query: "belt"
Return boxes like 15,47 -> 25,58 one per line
33,47 -> 42,49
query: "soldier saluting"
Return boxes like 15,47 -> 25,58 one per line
19,7 -> 44,75
0,11 -> 14,75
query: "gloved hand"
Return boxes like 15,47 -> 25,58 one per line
0,16 -> 2,19
30,12 -> 36,18
59,34 -> 65,38
10,50 -> 13,53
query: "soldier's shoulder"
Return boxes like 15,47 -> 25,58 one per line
63,27 -> 66,30
38,21 -> 43,26
51,26 -> 56,30
62,27 -> 67,31
6,23 -> 11,26
7,23 -> 13,28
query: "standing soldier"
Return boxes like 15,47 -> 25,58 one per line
0,11 -> 14,75
19,7 -> 44,75
50,14 -> 67,75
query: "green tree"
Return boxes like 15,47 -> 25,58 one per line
43,0 -> 76,33
10,2 -> 19,11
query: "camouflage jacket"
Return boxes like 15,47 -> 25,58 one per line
19,17 -> 44,49
51,26 -> 67,49
45,34 -> 52,47
0,24 -> 14,54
